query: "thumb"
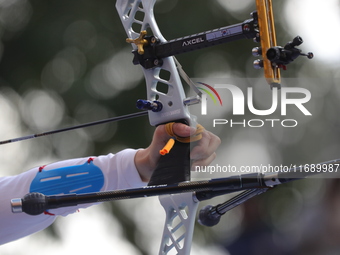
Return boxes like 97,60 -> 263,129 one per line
171,123 -> 196,138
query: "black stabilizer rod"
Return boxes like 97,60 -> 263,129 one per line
11,159 -> 340,216
198,188 -> 268,227
11,173 -> 267,215
276,158 -> 340,184
197,158 -> 340,227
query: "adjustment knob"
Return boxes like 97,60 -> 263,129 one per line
266,47 -> 281,62
253,59 -> 264,69
126,30 -> 149,55
292,36 -> 303,47
252,47 -> 262,57
253,33 -> 260,43
307,52 -> 314,59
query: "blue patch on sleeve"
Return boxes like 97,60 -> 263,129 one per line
30,160 -> 104,195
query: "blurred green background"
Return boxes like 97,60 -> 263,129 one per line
1,0 -> 340,254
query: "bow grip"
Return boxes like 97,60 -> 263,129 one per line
148,139 -> 194,186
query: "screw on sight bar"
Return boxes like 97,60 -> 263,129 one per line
126,30 -> 149,55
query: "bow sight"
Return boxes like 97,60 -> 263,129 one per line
254,35 -> 314,69
266,36 -> 314,67
127,7 -> 313,89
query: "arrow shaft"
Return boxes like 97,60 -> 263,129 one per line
0,111 -> 148,145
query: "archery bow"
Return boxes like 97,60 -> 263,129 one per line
116,1 -> 200,253
115,0 -> 312,254
8,1 -> 316,254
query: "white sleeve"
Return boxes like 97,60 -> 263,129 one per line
0,149 -> 147,245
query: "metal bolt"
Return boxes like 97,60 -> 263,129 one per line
253,33 -> 260,43
151,36 -> 158,44
243,24 -> 250,32
253,59 -> 264,69
252,47 -> 262,57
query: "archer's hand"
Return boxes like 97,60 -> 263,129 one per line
134,123 -> 221,182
